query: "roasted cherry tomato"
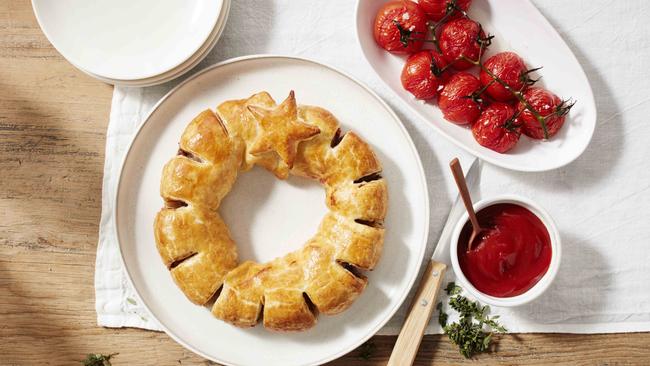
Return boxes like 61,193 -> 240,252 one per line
517,87 -> 570,139
438,72 -> 484,124
480,51 -> 529,102
439,18 -> 488,70
401,50 -> 449,100
418,0 -> 472,22
472,102 -> 521,153
373,0 -> 428,54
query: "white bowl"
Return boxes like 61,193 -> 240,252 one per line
449,195 -> 561,307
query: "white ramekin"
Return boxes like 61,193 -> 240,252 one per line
449,194 -> 561,307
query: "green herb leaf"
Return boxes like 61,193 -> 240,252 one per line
437,302 -> 448,327
359,341 -> 376,360
445,282 -> 462,295
483,333 -> 493,348
126,297 -> 137,305
81,353 -> 117,366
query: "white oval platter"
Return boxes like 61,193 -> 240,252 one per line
356,0 -> 597,172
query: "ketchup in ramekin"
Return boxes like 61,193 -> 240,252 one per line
457,203 -> 552,298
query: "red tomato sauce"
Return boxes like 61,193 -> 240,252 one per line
457,203 -> 552,297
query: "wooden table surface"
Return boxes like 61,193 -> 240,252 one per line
2,1 -> 650,365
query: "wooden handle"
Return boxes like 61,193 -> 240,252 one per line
450,158 -> 481,250
387,260 -> 447,366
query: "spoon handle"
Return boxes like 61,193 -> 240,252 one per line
450,158 -> 481,244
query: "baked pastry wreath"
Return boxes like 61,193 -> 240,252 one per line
154,91 -> 387,331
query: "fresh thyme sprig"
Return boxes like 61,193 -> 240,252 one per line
438,283 -> 506,359
81,353 -> 118,366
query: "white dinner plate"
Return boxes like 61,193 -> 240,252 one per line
356,0 -> 597,172
32,0 -> 224,81
114,55 -> 429,366
74,0 -> 231,87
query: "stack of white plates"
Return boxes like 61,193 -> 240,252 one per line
32,0 -> 230,87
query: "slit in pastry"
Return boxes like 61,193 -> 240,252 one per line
168,251 -> 198,269
205,285 -> 223,307
353,171 -> 383,184
177,148 -> 203,163
336,259 -> 367,280
302,292 -> 319,315
330,128 -> 345,148
213,111 -> 230,137
354,218 -> 383,228
164,199 -> 189,209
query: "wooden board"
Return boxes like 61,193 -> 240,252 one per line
1,1 -> 650,364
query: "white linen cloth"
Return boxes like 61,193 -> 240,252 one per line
96,0 -> 650,334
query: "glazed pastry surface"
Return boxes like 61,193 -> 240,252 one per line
155,91 -> 387,331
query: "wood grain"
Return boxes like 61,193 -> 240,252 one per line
1,1 -> 650,365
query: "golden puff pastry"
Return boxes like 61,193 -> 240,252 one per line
154,91 -> 387,332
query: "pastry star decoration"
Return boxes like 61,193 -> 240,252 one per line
247,91 -> 320,169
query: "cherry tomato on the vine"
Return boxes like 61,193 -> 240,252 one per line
439,18 -> 489,70
401,50 -> 449,100
373,0 -> 428,54
418,0 -> 472,22
438,72 -> 484,124
472,102 -> 521,153
480,51 -> 529,102
517,87 -> 569,139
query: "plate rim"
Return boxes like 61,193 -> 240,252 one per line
72,0 -> 231,87
112,54 -> 430,366
31,0 -> 224,81
354,0 -> 597,172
